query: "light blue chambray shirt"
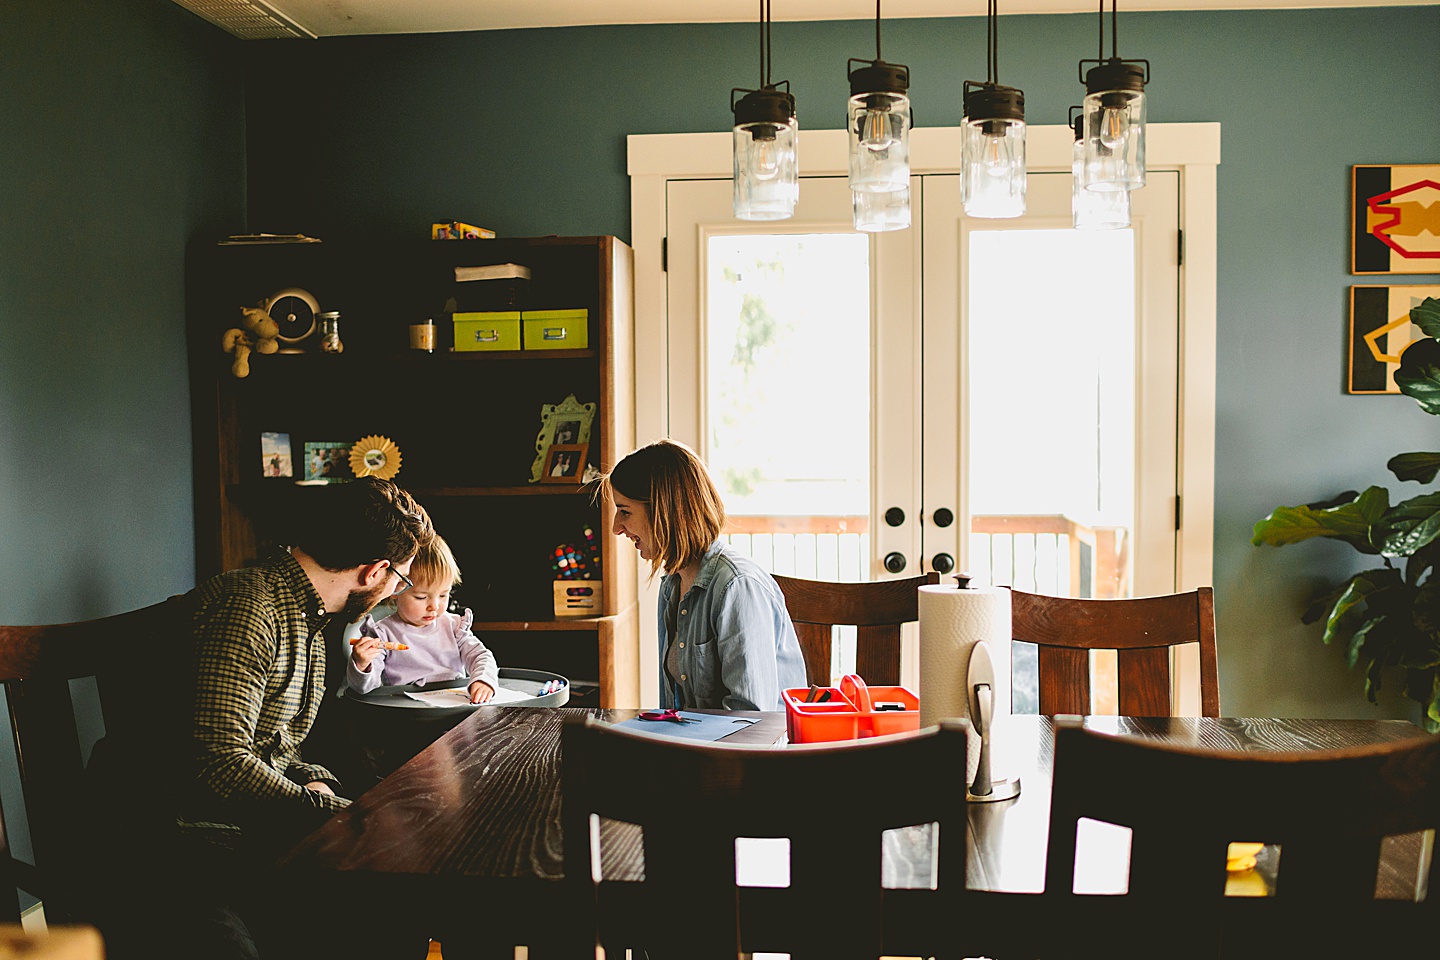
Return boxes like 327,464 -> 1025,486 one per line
656,540 -> 806,711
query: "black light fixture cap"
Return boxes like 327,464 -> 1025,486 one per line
1080,57 -> 1149,93
963,80 -> 1025,123
848,58 -> 910,96
732,84 -> 797,125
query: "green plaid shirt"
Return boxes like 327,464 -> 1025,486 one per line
184,550 -> 350,829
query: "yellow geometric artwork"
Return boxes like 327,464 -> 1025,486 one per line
1348,285 -> 1440,394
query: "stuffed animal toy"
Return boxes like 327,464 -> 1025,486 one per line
221,305 -> 281,378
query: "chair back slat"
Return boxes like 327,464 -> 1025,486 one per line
1037,645 -> 1090,716
1115,647 -> 1171,716
1014,586 -> 1220,717
774,573 -> 938,688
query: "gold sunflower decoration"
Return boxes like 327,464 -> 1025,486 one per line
349,435 -> 402,480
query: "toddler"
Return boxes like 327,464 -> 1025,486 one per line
347,533 -> 498,703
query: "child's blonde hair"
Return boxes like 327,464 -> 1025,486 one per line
408,533 -> 462,589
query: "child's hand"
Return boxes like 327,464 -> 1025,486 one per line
350,635 -> 384,671
469,680 -> 495,704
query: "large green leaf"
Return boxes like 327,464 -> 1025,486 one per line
1347,615 -> 1383,668
1396,336 -> 1440,415
1379,491 -> 1440,557
1325,570 -> 1399,646
1388,452 -> 1440,484
1251,486 -> 1389,553
1407,297 -> 1440,339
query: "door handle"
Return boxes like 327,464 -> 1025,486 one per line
931,553 -> 955,574
883,552 -> 907,574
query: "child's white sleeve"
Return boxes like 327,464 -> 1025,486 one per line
454,608 -> 499,692
345,616 -> 387,695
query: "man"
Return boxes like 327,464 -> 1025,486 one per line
90,476 -> 434,960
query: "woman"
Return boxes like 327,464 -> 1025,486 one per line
600,439 -> 805,711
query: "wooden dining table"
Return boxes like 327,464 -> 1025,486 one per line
279,708 -> 1432,951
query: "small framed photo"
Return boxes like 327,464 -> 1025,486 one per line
260,431 -> 292,478
541,444 -> 588,484
529,393 -> 596,483
302,441 -> 355,482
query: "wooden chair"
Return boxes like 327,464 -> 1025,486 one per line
1044,715 -> 1440,959
1009,586 -> 1219,717
773,572 -> 939,687
560,714 -> 1005,960
0,599 -> 182,925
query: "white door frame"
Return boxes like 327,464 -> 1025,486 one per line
628,124 -> 1219,704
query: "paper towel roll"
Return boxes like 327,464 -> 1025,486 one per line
919,583 -> 1012,783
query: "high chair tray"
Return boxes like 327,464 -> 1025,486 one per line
338,667 -> 570,716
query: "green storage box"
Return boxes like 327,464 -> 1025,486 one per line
453,311 -> 520,352
523,309 -> 589,350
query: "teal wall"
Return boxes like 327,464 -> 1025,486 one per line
2,2 -> 1439,723
0,0 -> 245,624
241,7 -> 1440,720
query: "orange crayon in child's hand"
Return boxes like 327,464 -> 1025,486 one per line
349,638 -> 409,651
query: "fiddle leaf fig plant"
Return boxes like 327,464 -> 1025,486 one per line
1252,297 -> 1440,731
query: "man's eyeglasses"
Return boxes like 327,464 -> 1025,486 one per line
387,563 -> 414,594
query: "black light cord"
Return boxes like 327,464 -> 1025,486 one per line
874,0 -> 883,60
986,0 -> 1000,83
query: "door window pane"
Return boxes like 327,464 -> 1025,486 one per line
706,233 -> 871,678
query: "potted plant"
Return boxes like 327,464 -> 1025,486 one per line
1252,297 -> 1440,732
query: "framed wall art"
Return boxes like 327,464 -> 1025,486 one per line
1348,285 -> 1440,394
1352,164 -> 1440,275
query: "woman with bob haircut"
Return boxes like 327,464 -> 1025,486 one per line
599,438 -> 805,710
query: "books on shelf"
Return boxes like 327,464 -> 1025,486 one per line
455,262 -> 532,282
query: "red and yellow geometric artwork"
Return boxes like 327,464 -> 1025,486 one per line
1353,164 -> 1440,275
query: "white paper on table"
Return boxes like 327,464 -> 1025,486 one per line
402,684 -> 532,706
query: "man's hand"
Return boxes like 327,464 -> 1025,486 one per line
305,780 -> 336,797
469,680 -> 495,704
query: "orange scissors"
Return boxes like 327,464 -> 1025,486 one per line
638,709 -> 697,724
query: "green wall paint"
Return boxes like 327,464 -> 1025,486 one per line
0,0 -> 245,624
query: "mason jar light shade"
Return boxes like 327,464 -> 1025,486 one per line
733,88 -> 799,221
1081,60 -> 1147,192
961,82 -> 1026,219
853,185 -> 911,232
1073,133 -> 1130,230
847,61 -> 911,195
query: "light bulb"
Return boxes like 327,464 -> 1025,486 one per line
860,108 -> 896,151
982,133 -> 1009,177
751,126 -> 781,180
1099,104 -> 1129,151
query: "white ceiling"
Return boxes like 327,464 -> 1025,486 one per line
186,0 -> 1437,39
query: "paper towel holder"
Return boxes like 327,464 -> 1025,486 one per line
965,640 -> 1022,803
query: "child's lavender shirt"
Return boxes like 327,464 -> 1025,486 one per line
345,608 -> 499,694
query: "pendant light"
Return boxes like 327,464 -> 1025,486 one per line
1071,107 -> 1130,230
847,0 -> 911,225
1078,0 -> 1149,192
961,0 -> 1026,219
732,0 -> 798,221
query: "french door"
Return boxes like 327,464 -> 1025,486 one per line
633,124 -> 1216,706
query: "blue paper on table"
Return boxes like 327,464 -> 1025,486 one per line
611,712 -> 757,743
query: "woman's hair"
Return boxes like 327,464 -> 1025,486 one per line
409,532 -> 463,589
599,439 -> 725,576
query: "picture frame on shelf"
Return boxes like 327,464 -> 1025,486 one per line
260,431 -> 293,478
301,441 -> 356,483
541,444 -> 588,484
529,393 -> 596,483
